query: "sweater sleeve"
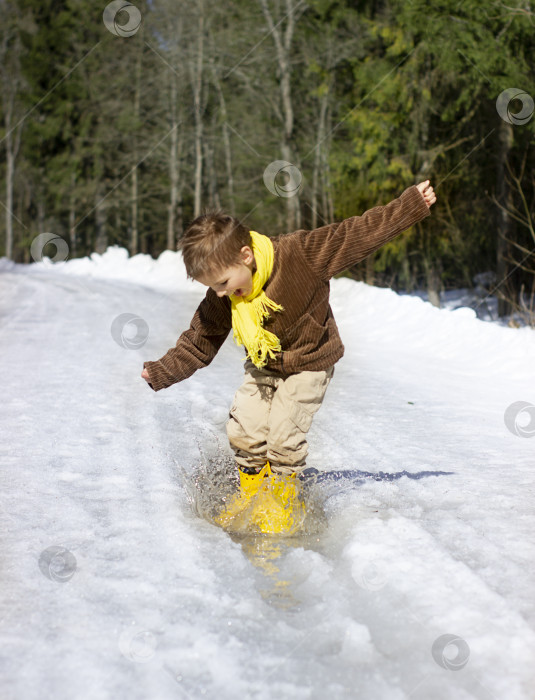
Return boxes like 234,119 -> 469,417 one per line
142,288 -> 232,392
297,185 -> 431,281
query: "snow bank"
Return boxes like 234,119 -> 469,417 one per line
1,246 -> 200,294
4,244 -> 532,376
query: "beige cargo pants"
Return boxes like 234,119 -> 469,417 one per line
226,359 -> 335,475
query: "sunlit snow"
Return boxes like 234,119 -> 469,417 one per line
1,246 -> 534,700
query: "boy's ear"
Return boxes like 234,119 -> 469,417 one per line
240,245 -> 254,264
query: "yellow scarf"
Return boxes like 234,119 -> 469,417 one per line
230,231 -> 283,368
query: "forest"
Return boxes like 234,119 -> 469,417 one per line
1,0 -> 534,321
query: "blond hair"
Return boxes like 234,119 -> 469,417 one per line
180,211 -> 252,280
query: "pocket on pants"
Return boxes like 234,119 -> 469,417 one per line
288,400 -> 314,433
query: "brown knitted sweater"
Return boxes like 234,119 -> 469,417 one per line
143,185 -> 430,391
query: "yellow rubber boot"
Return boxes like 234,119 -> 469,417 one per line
215,462 -> 270,528
251,470 -> 306,535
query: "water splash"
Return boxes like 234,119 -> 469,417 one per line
181,451 -> 328,537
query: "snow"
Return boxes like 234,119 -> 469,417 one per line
1,246 -> 534,700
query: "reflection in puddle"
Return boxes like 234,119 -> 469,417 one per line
182,451 -> 329,609
228,532 -> 326,610
230,534 -> 295,609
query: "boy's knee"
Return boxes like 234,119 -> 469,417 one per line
226,414 -> 251,452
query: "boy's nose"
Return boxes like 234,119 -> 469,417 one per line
216,290 -> 228,298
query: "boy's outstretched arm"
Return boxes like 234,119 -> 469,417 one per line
297,181 -> 436,281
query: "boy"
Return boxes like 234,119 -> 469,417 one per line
142,180 -> 436,533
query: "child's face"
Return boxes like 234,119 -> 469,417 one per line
196,246 -> 256,298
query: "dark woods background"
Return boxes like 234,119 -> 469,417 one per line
1,0 -> 535,321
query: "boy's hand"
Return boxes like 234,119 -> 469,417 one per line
141,368 -> 150,381
416,180 -> 436,208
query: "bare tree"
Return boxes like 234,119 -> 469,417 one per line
0,5 -> 26,260
494,119 -> 515,317
190,0 -> 207,218
258,0 -> 307,231
129,45 -> 142,254
209,51 -> 235,216
491,148 -> 535,325
166,70 -> 184,250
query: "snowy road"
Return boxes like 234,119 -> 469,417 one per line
1,250 -> 534,700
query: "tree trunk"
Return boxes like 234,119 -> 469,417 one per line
204,136 -> 220,211
424,257 -> 441,308
211,61 -> 235,216
130,48 -> 142,255
131,166 -> 138,255
166,73 -> 180,250
0,22 -> 24,260
2,94 -> 23,260
311,92 -> 329,230
94,189 -> 108,254
167,125 -> 180,250
259,0 -> 303,232
190,9 -> 205,217
5,142 -> 14,260
158,7 -> 186,251
323,106 -> 334,223
37,197 -> 45,239
495,119 -> 514,317
69,171 -> 77,257
175,198 -> 184,249
366,253 -> 375,286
